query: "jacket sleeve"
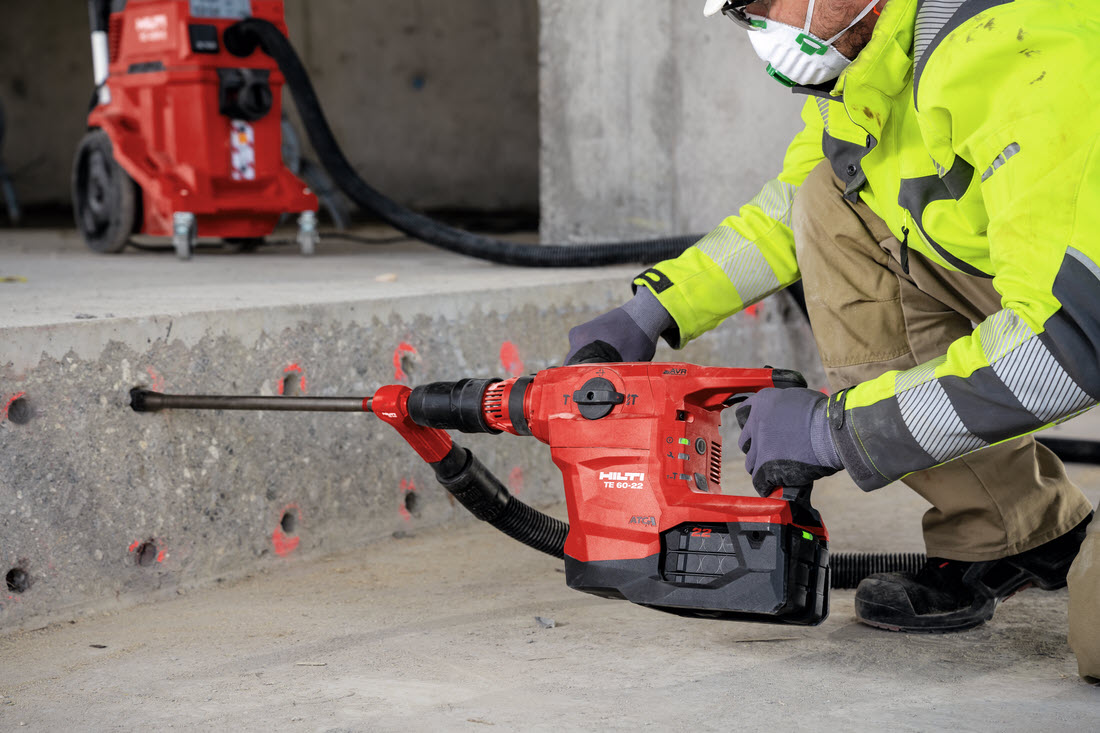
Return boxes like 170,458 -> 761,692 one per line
831,13 -> 1100,491
632,98 -> 827,347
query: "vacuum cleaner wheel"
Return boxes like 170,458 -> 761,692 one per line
72,129 -> 141,253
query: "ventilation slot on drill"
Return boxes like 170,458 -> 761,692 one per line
109,15 -> 123,62
482,382 -> 506,424
709,442 -> 722,485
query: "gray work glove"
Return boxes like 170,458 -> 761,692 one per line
565,288 -> 674,365
735,388 -> 843,497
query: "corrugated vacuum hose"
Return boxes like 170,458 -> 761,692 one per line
223,18 -> 703,268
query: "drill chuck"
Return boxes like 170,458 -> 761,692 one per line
407,379 -> 502,434
407,376 -> 534,436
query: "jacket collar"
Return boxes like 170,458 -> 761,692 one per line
794,0 -> 918,138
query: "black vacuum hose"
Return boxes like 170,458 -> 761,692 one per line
225,18 -> 701,268
432,444 -> 569,559
830,552 -> 926,589
1037,437 -> 1100,465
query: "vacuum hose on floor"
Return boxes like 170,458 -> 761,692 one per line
224,19 -> 701,268
830,552 -> 926,589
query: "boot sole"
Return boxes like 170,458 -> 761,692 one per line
857,617 -> 987,634
855,582 -> 1038,634
855,597 -> 996,634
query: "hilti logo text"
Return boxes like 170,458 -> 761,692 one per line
600,472 -> 645,482
600,471 -> 646,490
135,15 -> 169,43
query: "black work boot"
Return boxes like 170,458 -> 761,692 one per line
855,513 -> 1093,633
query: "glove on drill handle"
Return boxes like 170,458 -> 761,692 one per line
769,372 -> 814,506
565,288 -> 673,365
567,340 -> 624,366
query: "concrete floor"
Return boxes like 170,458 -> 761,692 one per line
2,502 -> 1099,732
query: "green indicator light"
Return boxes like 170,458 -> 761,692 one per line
679,438 -> 690,445
802,531 -> 814,540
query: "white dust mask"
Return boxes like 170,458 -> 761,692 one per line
747,0 -> 879,87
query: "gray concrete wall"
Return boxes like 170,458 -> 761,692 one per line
0,0 -> 538,212
539,0 -> 806,242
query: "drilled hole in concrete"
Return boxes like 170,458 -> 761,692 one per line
135,541 -> 158,567
5,568 -> 30,593
7,397 -> 33,425
280,511 -> 297,535
404,491 -> 421,516
282,374 -> 302,397
400,354 -> 416,377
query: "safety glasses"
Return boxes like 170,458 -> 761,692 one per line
720,1 -> 760,30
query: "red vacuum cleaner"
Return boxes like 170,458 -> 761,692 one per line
75,0 -> 317,259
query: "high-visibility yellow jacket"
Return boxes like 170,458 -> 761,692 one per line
636,0 -> 1100,490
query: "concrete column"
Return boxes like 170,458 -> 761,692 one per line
539,0 -> 805,242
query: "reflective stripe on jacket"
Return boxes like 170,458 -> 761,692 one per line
636,0 -> 1100,490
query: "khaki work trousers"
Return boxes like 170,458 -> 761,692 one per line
792,161 -> 1100,677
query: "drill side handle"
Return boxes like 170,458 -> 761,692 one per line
692,367 -> 809,413
769,369 -> 809,391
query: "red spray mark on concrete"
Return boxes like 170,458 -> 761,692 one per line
500,342 -> 525,377
1,392 -> 26,421
744,304 -> 761,319
393,343 -> 418,382
278,363 -> 308,395
128,540 -> 141,553
145,367 -> 165,392
508,466 -> 525,496
272,503 -> 302,557
272,530 -> 300,557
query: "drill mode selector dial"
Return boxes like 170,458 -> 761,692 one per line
573,377 -> 625,420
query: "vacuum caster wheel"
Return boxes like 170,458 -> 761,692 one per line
297,210 -> 318,256
172,212 -> 197,260
71,129 -> 140,253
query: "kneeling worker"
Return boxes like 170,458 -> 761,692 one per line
566,0 -> 1100,680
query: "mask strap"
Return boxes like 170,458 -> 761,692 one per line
803,0 -> 817,33
825,0 -> 879,45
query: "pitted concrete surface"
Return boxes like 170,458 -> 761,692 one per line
1,504 -> 1098,732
